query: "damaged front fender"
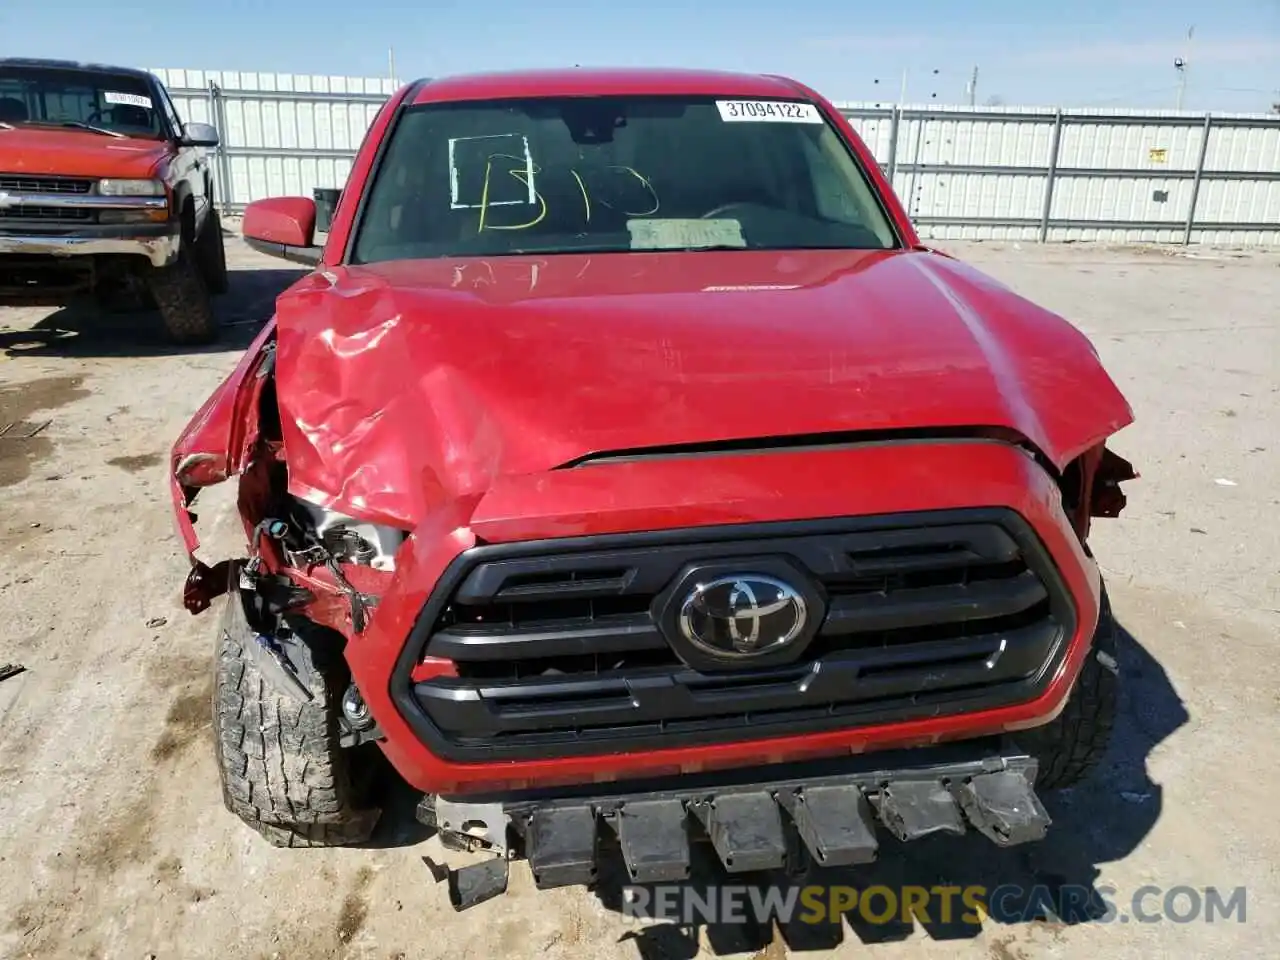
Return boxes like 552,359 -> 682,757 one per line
170,322 -> 278,614
170,318 -> 402,630
169,321 -> 278,556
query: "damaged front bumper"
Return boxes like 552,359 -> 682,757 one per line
418,741 -> 1051,910
0,223 -> 180,268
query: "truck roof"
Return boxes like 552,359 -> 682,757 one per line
409,66 -> 811,105
0,57 -> 155,82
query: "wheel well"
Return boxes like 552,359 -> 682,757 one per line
1056,443 -> 1135,544
173,196 -> 193,241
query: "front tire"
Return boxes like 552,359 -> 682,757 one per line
1019,585 -> 1120,789
195,208 -> 229,295
212,590 -> 381,847
146,211 -> 218,345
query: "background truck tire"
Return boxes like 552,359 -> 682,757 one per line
195,208 -> 229,295
212,591 -> 381,848
146,213 -> 218,345
1019,586 -> 1120,790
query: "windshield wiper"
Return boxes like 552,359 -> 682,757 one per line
54,120 -> 126,138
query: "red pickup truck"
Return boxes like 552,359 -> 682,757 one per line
170,66 -> 1136,909
0,58 -> 227,343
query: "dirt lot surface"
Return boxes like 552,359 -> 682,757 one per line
1,228 -> 1277,960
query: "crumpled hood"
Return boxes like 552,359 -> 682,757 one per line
0,127 -> 167,179
272,248 -> 1133,529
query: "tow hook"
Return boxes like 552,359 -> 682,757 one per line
417,796 -> 514,910
423,854 -> 510,911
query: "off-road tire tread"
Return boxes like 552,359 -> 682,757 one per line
212,600 -> 378,848
1021,588 -> 1119,790
148,248 -> 217,344
196,209 -> 229,295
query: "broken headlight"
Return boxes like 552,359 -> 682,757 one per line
289,496 -> 407,572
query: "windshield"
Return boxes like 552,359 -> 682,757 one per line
0,67 -> 165,139
350,95 -> 899,263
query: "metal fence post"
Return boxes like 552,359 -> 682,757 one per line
206,82 -> 223,214
208,82 -> 234,216
205,80 -> 218,130
1039,109 -> 1064,243
1184,113 -> 1213,246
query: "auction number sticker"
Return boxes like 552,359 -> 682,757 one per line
716,100 -> 822,123
103,91 -> 154,109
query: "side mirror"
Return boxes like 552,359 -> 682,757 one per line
243,197 -> 322,266
181,121 -> 220,148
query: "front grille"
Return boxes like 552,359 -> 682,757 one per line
0,174 -> 97,224
397,508 -> 1077,762
0,174 -> 94,195
0,206 -> 95,222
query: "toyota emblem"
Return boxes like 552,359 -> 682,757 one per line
678,574 -> 808,659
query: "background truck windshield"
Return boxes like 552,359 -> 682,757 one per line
351,95 -> 900,262
0,66 -> 165,139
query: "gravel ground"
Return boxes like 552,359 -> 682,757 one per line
0,229 -> 1276,960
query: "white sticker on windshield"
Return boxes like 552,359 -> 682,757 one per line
103,91 -> 153,109
447,133 -> 537,210
627,218 -> 745,250
716,100 -> 822,123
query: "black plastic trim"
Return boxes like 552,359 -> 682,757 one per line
416,619 -> 1059,740
428,614 -> 665,662
434,519 -> 1025,616
244,236 -> 321,266
821,571 -> 1047,635
390,507 -> 1080,764
458,742 -> 1051,895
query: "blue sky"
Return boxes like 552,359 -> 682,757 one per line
2,0 -> 1277,112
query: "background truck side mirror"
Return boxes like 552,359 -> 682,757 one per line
181,122 -> 220,148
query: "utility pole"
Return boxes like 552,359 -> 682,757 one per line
966,65 -> 979,107
388,46 -> 397,86
1175,26 -> 1194,110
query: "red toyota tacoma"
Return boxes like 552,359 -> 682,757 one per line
171,67 -> 1136,908
0,58 -> 227,343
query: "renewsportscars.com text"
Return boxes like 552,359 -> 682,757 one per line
621,883 -> 1247,926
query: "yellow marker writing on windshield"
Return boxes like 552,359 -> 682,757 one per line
475,155 -> 658,230
601,165 -> 660,216
478,155 -> 547,231
571,169 -> 591,222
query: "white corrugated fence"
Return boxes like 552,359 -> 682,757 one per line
151,68 -> 1280,246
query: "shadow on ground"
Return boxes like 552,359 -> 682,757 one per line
363,752 -> 437,851
0,267 -> 305,359
577,617 -> 1188,957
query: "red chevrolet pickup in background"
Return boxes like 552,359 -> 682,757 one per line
170,66 -> 1137,908
0,58 -> 227,343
